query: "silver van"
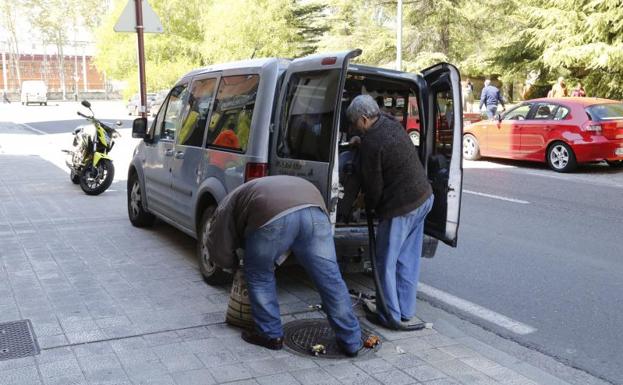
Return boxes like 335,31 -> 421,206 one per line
128,49 -> 463,284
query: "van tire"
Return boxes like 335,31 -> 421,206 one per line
198,206 -> 233,285
127,174 -> 155,227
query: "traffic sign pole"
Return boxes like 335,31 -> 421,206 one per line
135,0 -> 147,118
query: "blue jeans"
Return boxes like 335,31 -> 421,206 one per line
374,195 -> 434,325
244,207 -> 362,353
486,105 -> 498,119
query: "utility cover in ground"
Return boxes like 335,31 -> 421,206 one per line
0,320 -> 40,361
114,0 -> 163,33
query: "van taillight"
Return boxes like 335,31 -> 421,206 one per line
321,57 -> 337,65
245,163 -> 268,182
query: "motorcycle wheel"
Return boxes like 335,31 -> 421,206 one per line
70,170 -> 80,184
80,159 -> 115,196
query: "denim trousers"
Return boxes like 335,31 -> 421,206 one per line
244,207 -> 362,353
486,105 -> 498,119
375,195 -> 434,325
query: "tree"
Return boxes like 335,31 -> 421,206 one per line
490,0 -> 623,98
0,0 -> 22,90
199,0 -> 327,63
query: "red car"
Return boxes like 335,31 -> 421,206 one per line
463,97 -> 623,172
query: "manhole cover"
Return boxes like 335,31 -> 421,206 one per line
0,320 -> 40,361
283,318 -> 379,359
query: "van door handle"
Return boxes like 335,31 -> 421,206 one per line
174,151 -> 185,159
165,149 -> 174,156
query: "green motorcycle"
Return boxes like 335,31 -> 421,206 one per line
64,100 -> 120,195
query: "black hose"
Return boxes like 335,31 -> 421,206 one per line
366,208 -> 425,331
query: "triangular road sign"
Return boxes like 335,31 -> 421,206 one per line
114,0 -> 163,33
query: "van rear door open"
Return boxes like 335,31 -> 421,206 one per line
270,50 -> 362,224
421,63 -> 463,246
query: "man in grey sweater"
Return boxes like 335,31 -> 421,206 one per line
207,175 -> 362,356
346,94 -> 434,329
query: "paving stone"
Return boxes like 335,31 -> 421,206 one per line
171,369 -> 216,385
0,365 -> 42,385
402,364 -> 448,382
41,374 -> 88,385
412,349 -> 455,365
290,368 -> 340,385
371,369 -> 417,385
36,347 -> 75,365
256,373 -> 302,385
323,362 -> 368,380
208,363 -> 253,383
161,353 -> 205,373
382,352 -> 427,369
438,344 -> 478,359
354,358 -> 394,374
38,357 -> 83,379
0,356 -> 36,371
132,374 -> 177,385
339,375 -> 383,385
420,379 -> 461,385
72,341 -> 114,357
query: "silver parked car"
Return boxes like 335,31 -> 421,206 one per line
128,50 -> 464,285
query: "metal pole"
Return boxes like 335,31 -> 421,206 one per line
82,48 -> 87,92
2,49 -> 7,93
397,0 -> 402,71
135,0 -> 147,118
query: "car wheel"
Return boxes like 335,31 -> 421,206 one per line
127,174 -> 155,227
408,130 -> 420,146
606,160 -> 623,168
198,206 -> 233,285
547,142 -> 577,172
463,134 -> 481,160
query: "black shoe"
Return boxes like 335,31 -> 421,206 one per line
241,330 -> 283,350
337,341 -> 361,358
365,312 -> 392,329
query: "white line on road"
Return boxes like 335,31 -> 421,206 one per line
20,123 -> 47,135
418,283 -> 537,335
464,190 -> 530,204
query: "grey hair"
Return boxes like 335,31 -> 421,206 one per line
346,94 -> 380,122
484,79 -> 491,87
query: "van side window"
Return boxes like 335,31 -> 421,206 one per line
278,70 -> 340,162
151,94 -> 169,139
206,75 -> 260,152
434,91 -> 455,158
178,78 -> 217,147
160,83 -> 189,141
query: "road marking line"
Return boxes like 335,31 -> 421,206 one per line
418,283 -> 537,335
19,123 -> 47,135
464,190 -> 530,204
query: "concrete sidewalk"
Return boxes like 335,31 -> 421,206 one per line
0,154 -> 601,385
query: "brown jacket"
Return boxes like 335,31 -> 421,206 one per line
207,176 -> 328,269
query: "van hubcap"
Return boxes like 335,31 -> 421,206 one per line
550,145 -> 569,169
130,181 -> 141,218
201,222 -> 216,274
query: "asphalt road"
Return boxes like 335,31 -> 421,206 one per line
421,159 -> 623,384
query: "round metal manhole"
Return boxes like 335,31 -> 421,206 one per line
283,318 -> 380,359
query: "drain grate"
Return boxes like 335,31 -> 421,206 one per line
0,320 -> 40,361
283,318 -> 379,359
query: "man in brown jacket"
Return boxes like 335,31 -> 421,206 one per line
207,176 -> 362,356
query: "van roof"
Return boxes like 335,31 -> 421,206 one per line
183,58 -> 286,79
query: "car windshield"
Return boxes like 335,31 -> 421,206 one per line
585,103 -> 623,121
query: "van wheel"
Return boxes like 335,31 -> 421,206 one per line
198,206 -> 233,285
127,174 -> 155,227
463,134 -> 481,160
547,142 -> 576,172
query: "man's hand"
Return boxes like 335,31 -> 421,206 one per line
349,135 -> 361,147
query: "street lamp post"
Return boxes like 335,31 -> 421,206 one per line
397,0 -> 402,71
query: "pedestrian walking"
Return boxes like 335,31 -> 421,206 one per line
346,95 -> 434,329
2,91 -> 10,104
571,82 -> 586,97
207,175 -> 363,356
463,80 -> 474,112
550,77 -> 568,97
479,79 -> 506,119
